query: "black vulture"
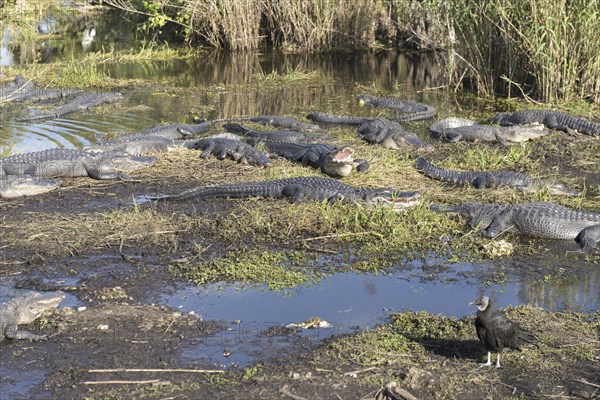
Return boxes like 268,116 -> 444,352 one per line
470,295 -> 521,367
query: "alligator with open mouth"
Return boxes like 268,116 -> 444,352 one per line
415,157 -> 580,196
0,175 -> 61,198
432,201 -> 600,250
17,92 -> 123,122
356,94 -> 437,122
1,286 -> 65,341
490,110 -> 600,136
265,142 -> 369,177
0,149 -> 156,179
429,118 -> 550,145
147,176 -> 421,212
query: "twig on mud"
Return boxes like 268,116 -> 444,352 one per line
343,366 -> 377,376
88,368 -> 224,373
375,381 -> 421,400
279,384 -> 309,400
83,379 -> 162,385
574,378 -> 600,389
303,231 -> 380,242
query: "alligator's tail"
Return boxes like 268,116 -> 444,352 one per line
306,112 -> 367,126
429,203 -> 465,213
162,182 -> 283,202
223,123 -> 251,135
415,157 -> 477,186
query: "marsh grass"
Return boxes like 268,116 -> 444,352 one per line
83,41 -> 202,63
170,247 -> 323,290
9,59 -> 112,88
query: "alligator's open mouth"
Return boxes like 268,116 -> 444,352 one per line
330,146 -> 355,164
370,190 -> 422,212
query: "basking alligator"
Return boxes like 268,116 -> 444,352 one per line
1,287 -> 64,341
0,175 -> 61,198
0,149 -> 155,179
265,142 -> 369,177
85,122 -> 212,155
433,202 -> 600,250
18,92 -> 123,122
357,118 -> 434,151
11,88 -> 83,103
243,115 -> 327,133
187,136 -> 272,166
356,94 -> 437,122
223,123 -> 315,144
415,157 -> 580,196
490,110 -> 600,136
307,112 -> 368,126
429,118 -> 550,145
149,176 -> 421,212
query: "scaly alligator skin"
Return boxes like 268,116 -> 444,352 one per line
265,142 -> 369,178
0,286 -> 64,341
430,118 -> 550,145
223,123 -> 312,144
490,110 -> 600,136
356,94 -> 437,122
150,176 -> 421,212
358,118 -> 434,151
18,92 -> 123,122
306,112 -> 368,126
137,122 -> 212,139
187,136 -> 272,166
0,149 -> 156,179
11,88 -> 83,103
433,202 -> 600,250
85,122 -> 211,155
245,115 -> 327,133
415,157 -> 580,196
0,175 -> 61,198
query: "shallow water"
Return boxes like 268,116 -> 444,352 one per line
149,257 -> 599,367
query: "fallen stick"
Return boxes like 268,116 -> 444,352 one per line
574,378 -> 600,389
83,379 -> 161,385
87,368 -> 222,374
383,381 -> 421,400
344,366 -> 377,376
279,384 -> 309,400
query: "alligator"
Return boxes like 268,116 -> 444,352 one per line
306,112 -> 368,126
223,123 -> 316,144
148,176 -> 421,212
243,115 -> 327,133
357,118 -> 434,151
429,118 -> 550,145
0,286 -> 64,341
0,149 -> 156,179
17,92 -> 123,122
356,94 -> 437,122
85,122 -> 211,155
187,136 -> 272,166
490,110 -> 600,136
137,121 -> 212,139
265,142 -> 369,178
10,88 -> 83,103
415,157 -> 580,196
432,201 -> 600,250
0,175 -> 61,198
